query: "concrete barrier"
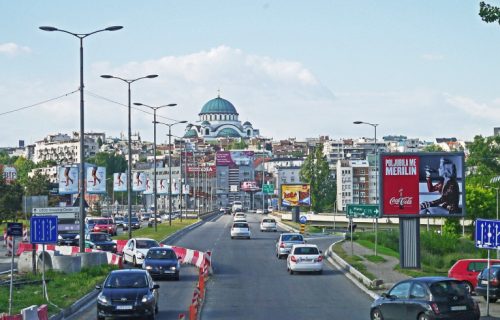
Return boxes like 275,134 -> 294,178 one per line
52,255 -> 81,274
75,252 -> 107,268
17,251 -> 35,273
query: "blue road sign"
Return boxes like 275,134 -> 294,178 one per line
7,223 -> 23,237
299,215 -> 307,224
30,216 -> 58,244
475,219 -> 500,250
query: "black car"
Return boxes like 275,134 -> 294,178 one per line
476,265 -> 500,302
370,277 -> 480,320
85,232 -> 117,253
142,247 -> 181,280
96,269 -> 159,320
123,216 -> 141,230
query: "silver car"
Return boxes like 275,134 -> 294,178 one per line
276,233 -> 305,259
260,218 -> 277,232
231,222 -> 251,239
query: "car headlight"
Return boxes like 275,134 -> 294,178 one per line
170,266 -> 177,271
141,293 -> 154,303
97,293 -> 110,305
75,234 -> 80,240
145,265 -> 153,270
138,252 -> 144,259
58,235 -> 62,240
96,245 -> 102,249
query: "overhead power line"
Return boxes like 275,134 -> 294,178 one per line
0,88 -> 79,117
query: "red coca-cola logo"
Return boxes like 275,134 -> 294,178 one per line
389,197 -> 413,205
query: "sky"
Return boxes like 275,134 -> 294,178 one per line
1,1 -> 500,147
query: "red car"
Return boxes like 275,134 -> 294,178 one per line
448,258 -> 500,293
91,217 -> 117,236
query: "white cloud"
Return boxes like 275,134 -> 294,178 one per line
444,94 -> 500,121
421,53 -> 444,61
0,42 -> 31,56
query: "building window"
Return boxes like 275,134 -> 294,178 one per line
205,129 -> 210,135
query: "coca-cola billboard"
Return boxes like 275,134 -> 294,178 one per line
380,152 -> 465,217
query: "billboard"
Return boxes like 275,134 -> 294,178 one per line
143,175 -> 153,195
157,178 -> 168,195
281,184 -> 311,207
380,152 -> 465,217
58,166 -> 79,195
1,165 -> 17,184
216,151 -> 254,166
86,166 -> 106,194
113,173 -> 127,192
132,172 -> 147,192
241,181 -> 259,192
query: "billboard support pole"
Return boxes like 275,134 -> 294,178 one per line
292,206 -> 300,223
399,217 -> 420,269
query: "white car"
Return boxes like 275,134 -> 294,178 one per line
260,218 -> 277,232
287,244 -> 323,275
233,213 -> 247,222
122,238 -> 160,266
256,209 -> 263,214
230,222 -> 251,239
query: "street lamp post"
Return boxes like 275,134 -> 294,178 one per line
155,120 -> 188,225
134,102 -> 177,231
101,74 -> 158,239
40,25 -> 122,252
354,120 -> 379,256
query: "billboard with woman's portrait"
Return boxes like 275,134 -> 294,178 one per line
379,152 -> 465,217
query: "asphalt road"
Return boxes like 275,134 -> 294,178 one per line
187,213 -> 374,320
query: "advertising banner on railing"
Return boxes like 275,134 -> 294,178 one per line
113,173 -> 127,192
281,184 -> 311,207
380,152 -> 465,217
157,178 -> 168,195
86,166 -> 106,194
58,166 -> 79,195
143,174 -> 153,195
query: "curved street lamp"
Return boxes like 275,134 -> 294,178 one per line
155,120 -> 188,226
40,25 -> 122,253
134,102 -> 177,232
101,74 -> 158,239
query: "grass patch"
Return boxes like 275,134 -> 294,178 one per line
364,255 -> 387,263
0,264 -> 116,316
114,219 -> 197,242
356,239 -> 399,258
332,241 -> 376,280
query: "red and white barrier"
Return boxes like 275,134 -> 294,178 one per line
37,305 -> 49,320
6,236 -> 13,256
22,227 -> 28,243
2,228 -> 6,247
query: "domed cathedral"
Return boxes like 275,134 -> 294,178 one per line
183,94 -> 260,141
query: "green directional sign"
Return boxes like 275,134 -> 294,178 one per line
263,184 -> 275,194
346,204 -> 380,218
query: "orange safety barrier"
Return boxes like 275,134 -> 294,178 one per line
178,313 -> 186,319
198,272 -> 205,300
189,304 -> 197,320
37,304 -> 49,320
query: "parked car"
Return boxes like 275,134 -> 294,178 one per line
260,218 -> 277,232
233,213 -> 246,222
448,258 -> 500,293
123,216 -> 141,230
276,233 -> 305,259
287,244 -> 323,274
85,232 -> 117,253
148,214 -> 162,224
140,213 -> 151,222
230,222 -> 251,239
476,265 -> 500,302
142,246 -> 181,280
123,238 -> 160,266
96,269 -> 159,320
370,277 -> 480,320
91,217 -> 117,236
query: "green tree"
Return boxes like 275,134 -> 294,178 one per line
480,1 -> 500,24
465,184 -> 496,221
422,144 -> 444,152
299,144 -> 335,212
25,171 -> 51,196
466,135 -> 500,184
97,137 -> 103,148
13,156 -> 36,186
0,178 -> 23,222
228,140 -> 248,150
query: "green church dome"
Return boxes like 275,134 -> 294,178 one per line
216,127 -> 241,138
199,96 -> 238,115
183,129 -> 198,138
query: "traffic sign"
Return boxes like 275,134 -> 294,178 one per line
7,223 -> 23,237
475,219 -> 500,249
346,204 -> 380,218
30,216 -> 58,244
299,215 -> 307,224
263,184 -> 275,194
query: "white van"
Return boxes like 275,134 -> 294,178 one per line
232,201 -> 243,213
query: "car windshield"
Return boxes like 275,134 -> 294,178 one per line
282,234 -> 303,242
105,273 -> 148,288
293,247 -> 319,255
263,219 -> 275,223
147,249 -> 177,260
136,240 -> 159,249
95,219 -> 110,225
114,217 -> 123,222
233,223 -> 248,228
91,233 -> 111,242
429,280 -> 468,298
131,217 -> 139,223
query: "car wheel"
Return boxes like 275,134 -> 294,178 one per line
97,312 -> 105,320
155,302 -> 159,313
317,270 -> 323,275
175,274 -> 180,281
133,255 -> 137,266
463,281 -> 473,295
491,298 -> 498,303
231,236 -> 234,239
289,268 -> 294,275
417,314 -> 430,320
370,308 -> 384,320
